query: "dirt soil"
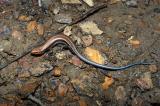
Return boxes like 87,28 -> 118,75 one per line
0,0 -> 160,106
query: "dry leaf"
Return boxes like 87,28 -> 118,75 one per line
27,21 -> 37,32
79,21 -> 103,35
84,47 -> 105,64
102,76 -> 114,90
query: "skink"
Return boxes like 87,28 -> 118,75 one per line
31,34 -> 150,71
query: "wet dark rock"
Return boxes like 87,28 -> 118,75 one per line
142,88 -> 160,104
154,7 -> 160,13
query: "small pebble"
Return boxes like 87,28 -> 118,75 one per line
30,62 -> 53,76
149,65 -> 157,73
18,15 -> 32,21
70,56 -> 83,67
102,76 -> 114,90
27,21 -> 37,32
55,51 -> 66,60
61,0 -> 81,4
79,99 -> 87,106
115,86 -> 126,101
18,71 -> 30,78
54,13 -> 72,24
125,0 -> 138,7
37,24 -> 44,36
81,35 -> 93,47
84,47 -> 105,64
52,67 -> 61,77
58,83 -> 68,96
11,30 -> 23,40
136,72 -> 153,90
63,26 -> 72,36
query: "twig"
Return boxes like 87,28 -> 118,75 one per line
0,3 -> 108,71
53,3 -> 108,34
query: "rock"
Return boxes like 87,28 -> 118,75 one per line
0,25 -> 11,37
125,0 -> 138,7
72,35 -> 82,45
41,0 -> 52,7
136,72 -> 153,90
30,61 -> 53,76
54,14 -> 72,24
154,7 -> 160,13
18,71 -> 30,78
58,83 -> 68,96
83,0 -> 94,7
69,69 -> 103,97
142,88 -> 160,104
79,21 -> 103,35
11,30 -> 23,40
37,24 -> 44,36
27,21 -> 37,32
52,67 -> 61,77
61,76 -> 70,84
43,88 -> 56,102
53,7 -> 60,15
0,40 -> 12,52
43,17 -> 52,28
101,76 -> 114,90
49,78 -> 60,89
107,17 -> 114,24
63,26 -> 72,36
84,47 -> 105,64
17,78 -> 41,96
131,97 -> 144,106
18,15 -> 32,21
128,38 -> 141,48
69,56 -> 83,67
149,65 -> 157,73
79,99 -> 87,106
115,86 -> 126,101
55,51 -> 67,60
61,0 -> 81,4
81,35 -> 93,47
